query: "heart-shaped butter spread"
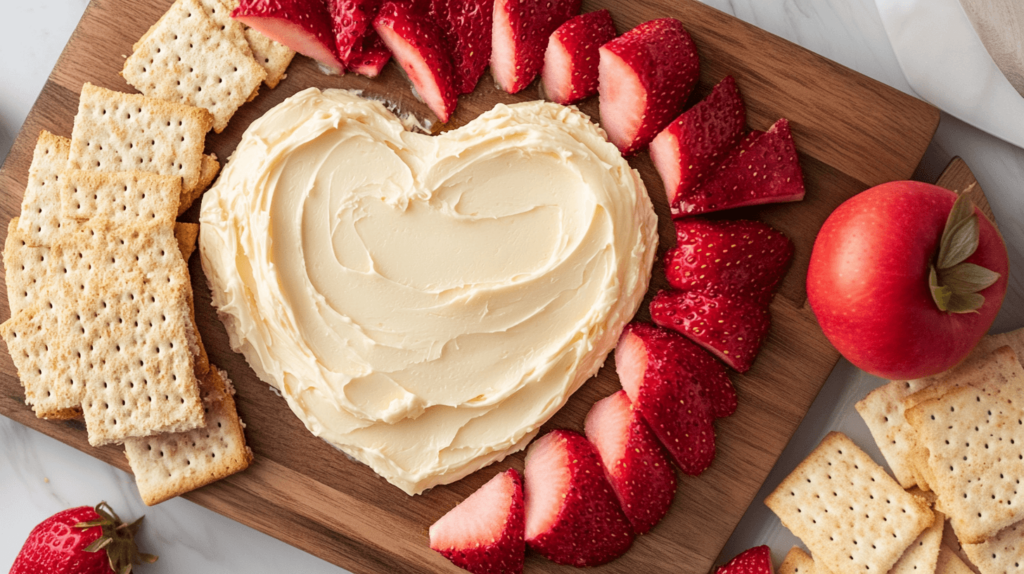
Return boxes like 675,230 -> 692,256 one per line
199,88 -> 658,494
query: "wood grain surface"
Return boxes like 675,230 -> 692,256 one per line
0,1 -> 941,572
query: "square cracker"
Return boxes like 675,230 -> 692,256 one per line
890,510 -> 945,574
779,547 -> 833,574
125,365 -> 252,505
905,346 -> 1024,544
60,170 -> 180,228
856,378 -> 933,489
122,0 -> 266,133
5,218 -> 51,315
220,0 -> 295,88
17,130 -> 70,247
765,432 -> 934,574
938,544 -> 979,574
962,520 -> 1024,574
69,83 -> 212,195
0,291 -> 81,420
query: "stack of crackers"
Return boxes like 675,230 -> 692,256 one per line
1,0 -> 295,505
766,328 -> 1024,574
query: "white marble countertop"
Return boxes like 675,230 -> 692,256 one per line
2,0 -> 1022,572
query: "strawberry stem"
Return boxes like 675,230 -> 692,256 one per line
75,502 -> 157,574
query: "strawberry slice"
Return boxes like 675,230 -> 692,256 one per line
598,18 -> 700,155
347,30 -> 392,77
491,0 -> 583,94
374,1 -> 458,122
584,390 -> 677,534
715,545 -> 775,574
524,430 -> 634,567
650,76 -> 746,207
673,118 -> 806,217
429,469 -> 525,574
233,0 -> 345,74
431,0 -> 493,94
541,10 -> 617,105
665,219 -> 794,307
327,0 -> 380,64
614,322 -> 722,475
650,289 -> 771,374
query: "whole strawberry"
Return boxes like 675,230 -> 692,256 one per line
10,502 -> 156,574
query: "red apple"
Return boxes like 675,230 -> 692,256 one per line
807,181 -> 1008,379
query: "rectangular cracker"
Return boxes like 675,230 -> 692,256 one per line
765,432 -> 934,574
17,130 -> 70,247
962,521 -> 1023,574
60,170 -> 180,228
779,547 -> 834,574
856,378 -> 934,489
122,0 -> 266,133
0,290 -> 81,419
4,218 -> 51,315
125,365 -> 252,505
220,0 -> 296,88
905,346 -> 1024,544
890,510 -> 944,574
177,153 -> 219,215
69,83 -> 212,195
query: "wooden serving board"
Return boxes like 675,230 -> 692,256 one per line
0,1 -> 940,572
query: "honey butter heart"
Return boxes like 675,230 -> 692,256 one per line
199,88 -> 658,494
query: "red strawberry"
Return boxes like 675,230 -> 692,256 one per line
650,288 -> 771,373
715,545 -> 775,574
598,18 -> 700,155
491,0 -> 583,94
374,1 -> 458,122
328,0 -> 380,64
673,118 -> 805,217
346,30 -> 392,77
584,390 -> 677,534
429,469 -> 525,574
431,0 -> 493,94
540,10 -> 617,105
665,219 -> 794,306
650,76 -> 746,206
233,0 -> 345,74
10,502 -> 156,574
614,322 -> 719,474
524,430 -> 634,567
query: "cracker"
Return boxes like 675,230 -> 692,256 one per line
220,0 -> 295,88
4,218 -> 51,315
124,366 -> 252,505
121,0 -> 266,133
890,510 -> 945,574
177,153 -> 219,215
856,378 -> 933,489
174,222 -> 200,262
0,291 -> 81,419
69,83 -> 212,195
17,130 -> 70,247
938,544 -> 978,574
905,347 -> 1024,544
60,170 -> 180,228
779,547 -> 834,574
962,521 -> 1024,574
765,432 -> 934,574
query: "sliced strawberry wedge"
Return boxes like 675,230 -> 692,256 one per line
491,0 -> 582,94
541,10 -> 617,105
598,18 -> 700,155
374,1 -> 458,122
715,545 -> 775,574
328,0 -> 380,64
673,118 -> 806,217
429,469 -> 525,574
233,0 -> 345,74
650,289 -> 771,374
347,30 -> 391,77
665,219 -> 794,306
585,390 -> 677,534
431,0 -> 493,94
650,76 -> 746,207
524,430 -> 634,567
614,322 -> 722,475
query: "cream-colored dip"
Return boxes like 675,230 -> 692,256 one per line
199,88 -> 657,494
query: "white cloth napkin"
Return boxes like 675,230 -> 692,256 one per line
875,0 -> 1024,149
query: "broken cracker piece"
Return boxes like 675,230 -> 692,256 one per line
938,543 -> 977,574
5,218 -> 51,315
890,510 -> 944,574
17,130 -> 70,247
178,154 -> 219,215
962,520 -> 1023,574
779,547 -> 833,574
